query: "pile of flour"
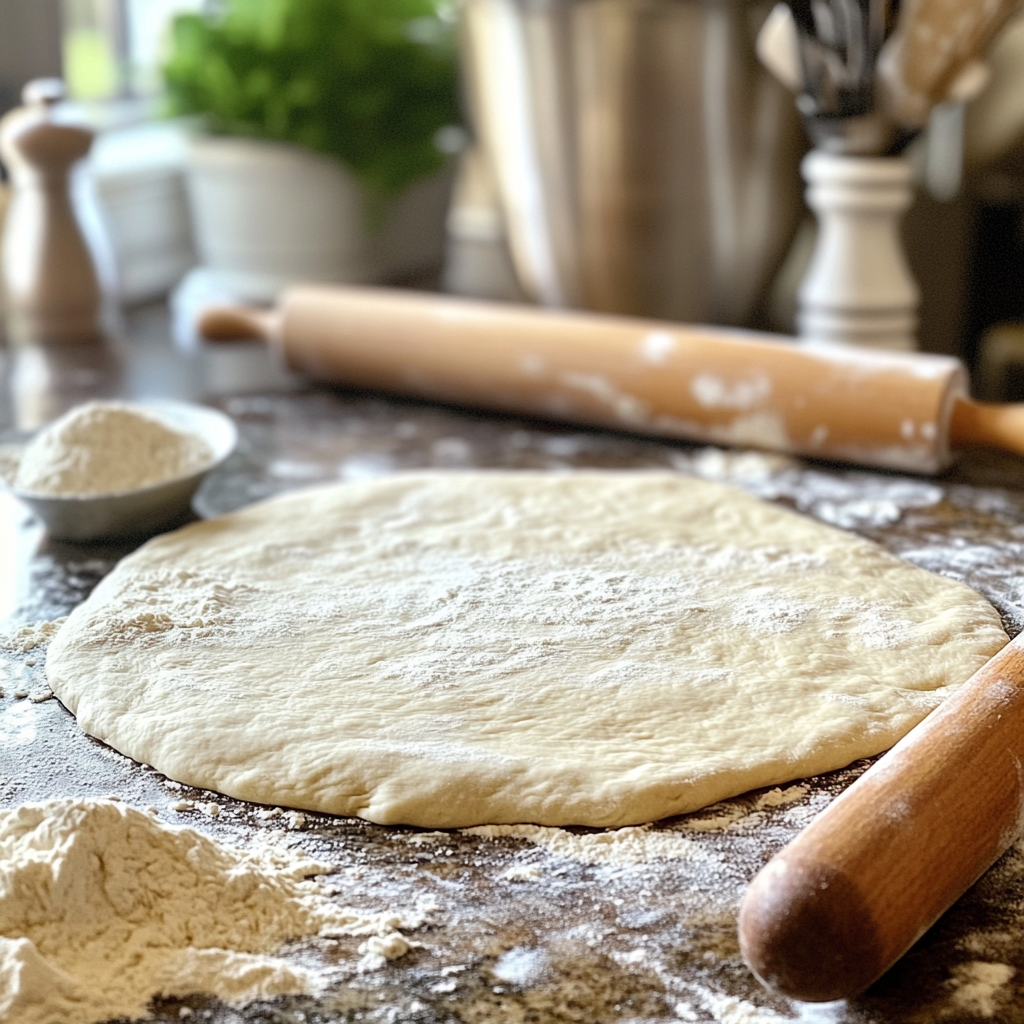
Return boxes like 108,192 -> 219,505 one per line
0,799 -> 428,1024
13,402 -> 212,496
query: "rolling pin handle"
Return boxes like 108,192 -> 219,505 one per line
197,305 -> 281,345
950,398 -> 1024,461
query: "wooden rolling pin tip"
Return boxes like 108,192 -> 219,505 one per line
198,305 -> 279,344
949,397 -> 1024,460
738,856 -> 885,1002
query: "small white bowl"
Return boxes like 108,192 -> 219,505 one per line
1,400 -> 237,542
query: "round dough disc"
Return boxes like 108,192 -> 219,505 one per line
47,472 -> 1007,828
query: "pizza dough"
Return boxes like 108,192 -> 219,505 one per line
46,472 -> 1008,828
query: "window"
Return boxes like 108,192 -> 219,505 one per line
62,0 -> 204,101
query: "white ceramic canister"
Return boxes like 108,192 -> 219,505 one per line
798,151 -> 919,351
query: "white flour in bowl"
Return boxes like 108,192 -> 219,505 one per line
13,402 -> 213,496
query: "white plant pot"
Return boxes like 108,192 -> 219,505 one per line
185,135 -> 452,298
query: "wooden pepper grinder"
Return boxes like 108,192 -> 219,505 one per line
0,78 -> 105,344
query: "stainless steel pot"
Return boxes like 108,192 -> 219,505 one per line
461,0 -> 805,325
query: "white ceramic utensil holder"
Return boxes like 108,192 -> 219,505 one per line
798,150 -> 919,351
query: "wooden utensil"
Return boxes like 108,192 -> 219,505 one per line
739,631 -> 1024,1001
756,4 -> 805,94
877,0 -> 1019,129
198,284 -> 1024,476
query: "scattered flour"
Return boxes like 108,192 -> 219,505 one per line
403,831 -> 449,846
786,473 -> 944,531
0,618 -> 66,654
675,447 -> 945,530
0,799 -> 429,1024
12,402 -> 213,496
948,961 -> 1015,1018
683,447 -> 797,484
449,786 -> 810,866
677,985 -> 815,1024
492,946 -> 550,986
675,786 -> 809,833
675,991 -> 793,1023
502,863 -> 544,882
462,823 -> 712,866
357,931 -> 415,970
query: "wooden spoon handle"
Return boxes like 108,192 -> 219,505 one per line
738,631 -> 1024,1002
878,0 -> 1018,126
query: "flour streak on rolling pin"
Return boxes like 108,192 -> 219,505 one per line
199,285 -> 1024,476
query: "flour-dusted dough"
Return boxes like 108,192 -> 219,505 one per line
47,473 -> 1008,828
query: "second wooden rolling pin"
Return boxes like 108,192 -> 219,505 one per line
199,285 -> 1024,475
739,631 -> 1024,1001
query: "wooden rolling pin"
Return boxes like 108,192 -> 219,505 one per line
739,631 -> 1024,1001
199,285 -> 1024,475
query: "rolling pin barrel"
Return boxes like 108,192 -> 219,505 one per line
739,632 -> 1024,1001
242,286 -> 966,475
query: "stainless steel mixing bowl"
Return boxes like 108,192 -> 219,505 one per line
461,0 -> 805,325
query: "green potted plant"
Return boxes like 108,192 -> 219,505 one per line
163,0 -> 462,292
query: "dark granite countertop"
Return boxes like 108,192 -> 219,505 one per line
3,304 -> 1024,1024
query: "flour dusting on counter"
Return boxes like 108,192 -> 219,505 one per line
0,618 -> 66,654
678,448 -> 945,529
947,962 -> 1015,1018
674,785 -> 810,833
461,823 -> 717,866
0,799 -> 429,1024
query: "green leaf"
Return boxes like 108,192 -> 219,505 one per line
163,0 -> 460,196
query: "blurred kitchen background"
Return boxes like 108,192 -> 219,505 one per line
2,0 -> 1024,388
